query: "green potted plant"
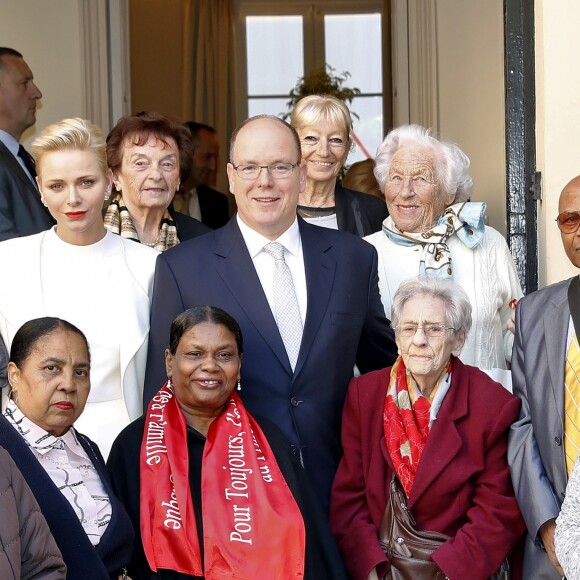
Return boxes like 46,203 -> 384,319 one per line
282,63 -> 361,120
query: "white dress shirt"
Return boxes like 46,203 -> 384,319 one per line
236,215 -> 307,324
4,399 -> 112,545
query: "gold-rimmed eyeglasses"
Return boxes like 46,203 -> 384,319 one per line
556,211 -> 580,234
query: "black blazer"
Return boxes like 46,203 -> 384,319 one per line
0,141 -> 54,240
334,182 -> 387,237
145,217 -> 397,508
169,208 -> 211,240
108,415 -> 348,579
197,185 -> 230,229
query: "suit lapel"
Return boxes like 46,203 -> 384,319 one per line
0,141 -> 52,220
213,220 -> 291,372
0,141 -> 38,194
407,359 -> 468,507
293,220 -> 336,379
544,284 -> 570,422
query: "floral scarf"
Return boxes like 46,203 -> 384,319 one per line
140,381 -> 305,578
384,357 -> 452,496
382,201 -> 486,278
104,192 -> 179,252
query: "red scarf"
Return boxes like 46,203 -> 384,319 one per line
140,381 -> 306,578
384,357 -> 433,497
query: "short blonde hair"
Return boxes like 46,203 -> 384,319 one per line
290,94 -> 353,149
31,117 -> 108,178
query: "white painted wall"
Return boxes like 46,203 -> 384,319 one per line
0,0 -> 84,148
535,0 -> 580,286
436,0 -> 506,235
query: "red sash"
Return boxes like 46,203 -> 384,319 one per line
140,381 -> 305,578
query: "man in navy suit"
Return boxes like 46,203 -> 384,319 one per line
0,48 -> 54,240
145,115 -> 397,507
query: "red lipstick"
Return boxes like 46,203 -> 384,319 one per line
65,211 -> 86,219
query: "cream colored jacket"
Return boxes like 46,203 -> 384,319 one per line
365,225 -> 523,370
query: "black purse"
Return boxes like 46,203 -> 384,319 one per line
379,474 -> 510,580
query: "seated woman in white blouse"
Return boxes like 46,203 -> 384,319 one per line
0,117 -> 158,456
0,317 -> 133,579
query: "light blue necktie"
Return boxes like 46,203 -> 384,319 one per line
263,242 -> 303,370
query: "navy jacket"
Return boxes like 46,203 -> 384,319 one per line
144,217 -> 397,507
0,415 -> 134,579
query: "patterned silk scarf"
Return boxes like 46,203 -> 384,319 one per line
382,201 -> 486,278
384,357 -> 452,497
140,381 -> 305,578
104,192 -> 179,252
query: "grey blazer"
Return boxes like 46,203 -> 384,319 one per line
508,277 -> 571,579
0,141 -> 54,240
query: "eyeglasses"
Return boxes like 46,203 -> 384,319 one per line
386,175 -> 434,194
556,211 -> 580,233
395,323 -> 454,338
232,163 -> 300,180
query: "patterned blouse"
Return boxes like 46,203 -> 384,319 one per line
556,456 -> 580,578
4,400 -> 111,545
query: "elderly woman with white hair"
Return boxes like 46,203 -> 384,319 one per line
330,276 -> 525,580
365,124 -> 522,371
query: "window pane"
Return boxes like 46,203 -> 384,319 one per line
348,95 -> 383,164
246,16 -> 304,95
248,97 -> 289,119
325,14 -> 382,93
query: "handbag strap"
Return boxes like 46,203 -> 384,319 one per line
379,473 -> 415,542
568,276 -> 580,338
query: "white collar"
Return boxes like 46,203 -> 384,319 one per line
4,399 -> 84,457
0,129 -> 20,156
236,214 -> 301,259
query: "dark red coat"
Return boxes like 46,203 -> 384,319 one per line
330,357 -> 525,580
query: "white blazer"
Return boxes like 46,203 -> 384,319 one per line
0,229 -> 158,422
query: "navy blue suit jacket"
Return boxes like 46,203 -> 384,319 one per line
145,216 -> 397,507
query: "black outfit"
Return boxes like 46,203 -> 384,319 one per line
169,208 -> 211,240
334,182 -> 387,236
107,415 -> 348,580
0,141 -> 55,241
197,185 -> 230,229
0,415 -> 134,580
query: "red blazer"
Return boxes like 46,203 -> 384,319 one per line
330,357 -> 525,580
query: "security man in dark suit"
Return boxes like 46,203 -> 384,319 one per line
0,47 -> 54,240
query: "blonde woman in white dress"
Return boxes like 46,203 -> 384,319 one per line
0,118 -> 158,457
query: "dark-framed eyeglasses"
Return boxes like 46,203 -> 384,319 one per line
556,210 -> 580,234
232,163 -> 300,180
395,323 -> 455,338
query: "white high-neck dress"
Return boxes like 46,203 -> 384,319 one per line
0,227 -> 158,457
